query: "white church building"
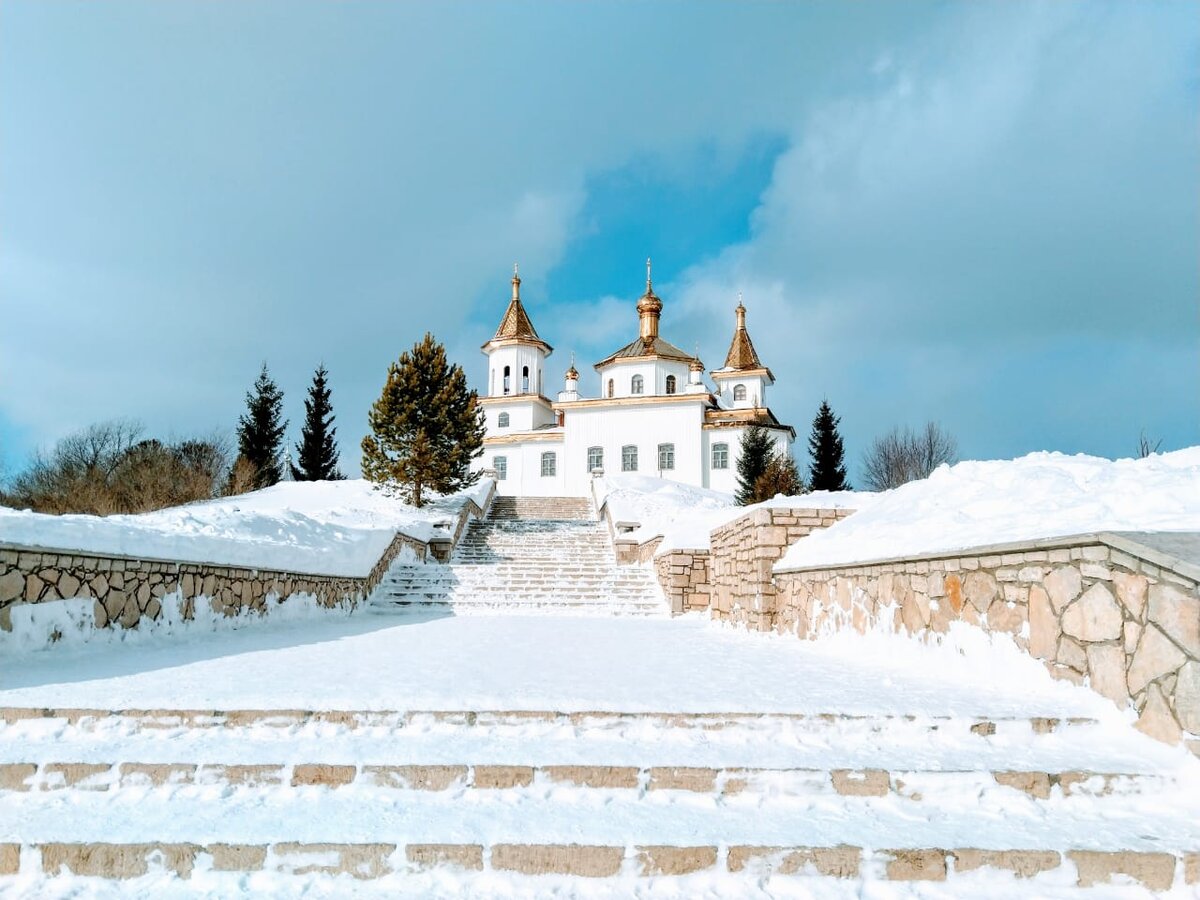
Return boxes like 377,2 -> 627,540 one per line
475,263 -> 794,497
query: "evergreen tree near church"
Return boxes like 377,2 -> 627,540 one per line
807,399 -> 850,491
291,364 -> 344,481
361,333 -> 485,508
735,424 -> 776,505
233,363 -> 288,491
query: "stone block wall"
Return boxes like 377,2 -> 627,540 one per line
709,507 -> 855,630
0,484 -> 494,644
654,550 -> 711,615
774,537 -> 1200,747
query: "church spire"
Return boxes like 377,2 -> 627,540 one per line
637,256 -> 663,342
484,264 -> 551,352
722,294 -> 763,370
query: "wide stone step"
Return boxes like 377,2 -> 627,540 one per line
1,761 -> 1165,801
0,706 -> 1101,736
373,601 -> 666,617
3,796 -> 1195,888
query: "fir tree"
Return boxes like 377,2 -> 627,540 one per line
808,399 -> 850,491
291,364 -> 343,481
735,424 -> 775,505
754,452 -> 805,500
234,363 -> 287,491
361,333 -> 486,507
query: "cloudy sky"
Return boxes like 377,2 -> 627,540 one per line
2,1 -> 1197,482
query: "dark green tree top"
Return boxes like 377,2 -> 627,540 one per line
808,399 -> 850,491
291,364 -> 343,481
361,333 -> 485,507
236,363 -> 287,490
736,424 -> 775,505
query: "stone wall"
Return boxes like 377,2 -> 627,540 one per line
654,550 -> 711,615
709,507 -> 855,630
0,483 -> 494,644
774,535 -> 1200,748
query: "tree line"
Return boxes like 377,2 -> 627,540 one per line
1,363 -> 345,515
734,400 -> 959,505
3,329 -> 974,516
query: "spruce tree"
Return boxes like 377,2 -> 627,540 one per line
291,364 -> 344,481
361,333 -> 485,507
735,424 -> 775,505
234,363 -> 287,491
808,399 -> 850,491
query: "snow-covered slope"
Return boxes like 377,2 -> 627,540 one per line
0,479 -> 493,578
779,449 -> 1200,572
595,475 -> 870,554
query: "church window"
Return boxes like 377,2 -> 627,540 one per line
665,375 -> 676,395
607,379 -> 614,398
658,443 -> 675,471
503,366 -> 511,395
494,456 -> 507,480
587,446 -> 603,472
712,443 -> 729,470
622,445 -> 638,472
733,384 -> 747,402
631,375 -> 644,395
522,366 -> 530,393
497,412 -> 510,428
541,452 -> 557,477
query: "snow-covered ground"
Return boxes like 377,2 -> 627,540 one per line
0,479 -> 493,578
594,475 -> 870,554
778,449 -> 1200,571
0,613 -> 1116,718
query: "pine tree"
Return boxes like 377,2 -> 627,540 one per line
754,452 -> 805,500
234,363 -> 287,491
291,364 -> 343,481
808,399 -> 850,491
361,333 -> 486,507
735,424 -> 775,505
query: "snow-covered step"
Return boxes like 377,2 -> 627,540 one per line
488,496 -> 594,521
1,761 -> 1171,802
4,790 -> 1197,888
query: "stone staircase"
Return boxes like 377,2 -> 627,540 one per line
1,706 -> 1197,889
371,495 -> 666,616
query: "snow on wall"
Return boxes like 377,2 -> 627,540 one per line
779,450 -> 1200,572
0,479 -> 493,579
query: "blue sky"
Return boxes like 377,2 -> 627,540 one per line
2,1 -> 1197,483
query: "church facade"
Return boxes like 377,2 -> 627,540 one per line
474,263 -> 794,497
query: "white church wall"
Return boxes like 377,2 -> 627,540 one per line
487,345 -> 548,400
483,439 -> 567,497
562,401 -> 706,496
704,426 -> 793,494
483,399 -> 555,432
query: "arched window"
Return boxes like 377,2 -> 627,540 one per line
522,366 -> 530,393
503,365 -> 511,395
622,445 -> 638,472
490,370 -> 495,395
733,384 -> 747,402
587,446 -> 603,472
712,443 -> 729,470
540,452 -> 557,477
607,379 -> 614,398
658,443 -> 675,471
631,375 -> 644,395
497,412 -> 510,428
494,456 -> 508,480
665,375 -> 677,395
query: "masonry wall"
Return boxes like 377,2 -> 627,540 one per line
0,485 -> 493,644
654,550 -> 711,615
709,507 -> 854,630
774,539 -> 1200,747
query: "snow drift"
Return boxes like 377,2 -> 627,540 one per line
779,449 -> 1200,571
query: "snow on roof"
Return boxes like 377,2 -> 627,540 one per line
778,448 -> 1200,572
0,478 -> 494,578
